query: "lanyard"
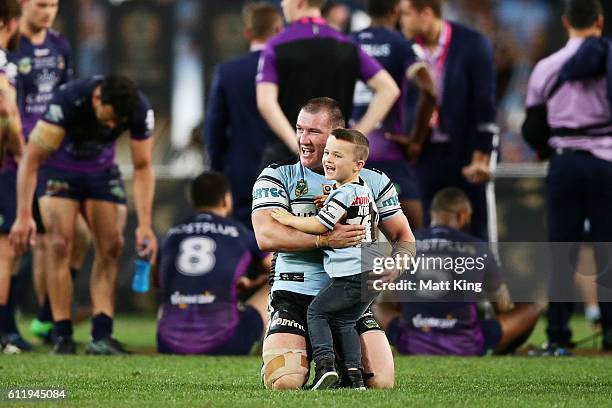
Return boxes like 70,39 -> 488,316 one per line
416,21 -> 453,80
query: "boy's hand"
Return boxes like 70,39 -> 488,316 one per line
270,208 -> 293,226
314,194 -> 328,209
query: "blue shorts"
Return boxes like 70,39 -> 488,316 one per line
386,317 -> 502,355
366,160 -> 419,201
37,165 -> 127,204
157,305 -> 264,355
0,169 -> 45,234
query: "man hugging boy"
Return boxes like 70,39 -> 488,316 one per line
271,128 -> 379,390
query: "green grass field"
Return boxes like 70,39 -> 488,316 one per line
1,315 -> 611,408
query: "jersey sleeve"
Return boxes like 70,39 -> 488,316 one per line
256,43 -> 278,84
357,45 -> 383,82
252,166 -> 290,212
315,187 -> 351,230
41,83 -> 74,128
370,169 -> 402,221
129,92 -> 155,140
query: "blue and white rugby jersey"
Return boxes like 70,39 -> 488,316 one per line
316,177 -> 379,278
252,160 -> 401,295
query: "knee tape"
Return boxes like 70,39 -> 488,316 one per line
262,348 -> 309,389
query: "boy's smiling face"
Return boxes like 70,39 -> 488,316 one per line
322,135 -> 363,182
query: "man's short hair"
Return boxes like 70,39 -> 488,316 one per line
190,171 -> 231,209
564,0 -> 602,30
367,0 -> 400,19
306,0 -> 326,9
431,187 -> 471,214
0,0 -> 20,25
330,128 -> 369,161
243,2 -> 281,40
100,74 -> 139,125
407,0 -> 442,18
301,97 -> 346,129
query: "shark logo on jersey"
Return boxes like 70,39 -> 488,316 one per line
295,179 -> 308,197
322,184 -> 333,195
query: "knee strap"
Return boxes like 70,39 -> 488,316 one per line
262,348 -> 309,389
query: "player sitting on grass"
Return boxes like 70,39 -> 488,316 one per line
271,128 -> 378,390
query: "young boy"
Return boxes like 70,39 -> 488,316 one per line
271,128 -> 378,390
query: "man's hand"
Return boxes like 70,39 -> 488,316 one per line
326,223 -> 366,249
367,267 -> 401,290
9,216 -> 37,255
136,225 -> 158,260
462,160 -> 491,184
384,132 -> 426,162
270,208 -> 294,226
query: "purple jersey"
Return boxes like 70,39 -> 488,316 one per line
527,38 -> 612,161
41,76 -> 154,173
350,27 -> 416,161
14,30 -> 72,138
398,226 -> 502,355
0,48 -> 18,171
157,212 -> 267,354
257,17 -> 382,128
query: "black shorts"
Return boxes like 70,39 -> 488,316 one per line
37,165 -> 127,204
0,169 -> 45,234
266,290 -> 382,354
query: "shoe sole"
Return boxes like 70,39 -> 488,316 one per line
311,372 -> 339,390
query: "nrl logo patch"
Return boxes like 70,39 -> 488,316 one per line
18,57 -> 32,75
295,179 -> 308,197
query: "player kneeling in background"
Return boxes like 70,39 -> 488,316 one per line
156,172 -> 271,355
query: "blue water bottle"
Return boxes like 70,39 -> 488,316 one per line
132,244 -> 151,293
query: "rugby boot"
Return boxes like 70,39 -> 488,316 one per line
52,336 -> 77,355
86,337 -> 129,355
310,358 -> 339,390
1,333 -> 33,354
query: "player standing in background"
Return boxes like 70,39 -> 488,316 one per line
205,2 -> 281,230
399,0 -> 497,240
351,0 -> 436,230
9,74 -> 156,355
9,0 -> 91,345
256,0 -> 399,166
0,0 -> 26,354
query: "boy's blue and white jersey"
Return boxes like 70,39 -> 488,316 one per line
316,178 -> 379,278
252,160 -> 401,295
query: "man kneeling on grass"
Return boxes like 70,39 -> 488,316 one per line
156,172 -> 271,355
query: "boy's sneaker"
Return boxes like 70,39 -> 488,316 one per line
310,359 -> 339,390
86,337 -> 129,356
52,336 -> 77,355
345,368 -> 366,390
1,333 -> 33,354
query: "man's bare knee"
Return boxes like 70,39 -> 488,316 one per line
366,373 -> 394,389
49,236 -> 71,259
99,236 -> 124,260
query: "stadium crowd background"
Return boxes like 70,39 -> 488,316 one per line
7,0 -> 611,316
